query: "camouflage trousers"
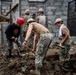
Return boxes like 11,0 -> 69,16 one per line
59,44 -> 70,60
35,33 -> 53,69
6,40 -> 21,56
6,40 -> 21,50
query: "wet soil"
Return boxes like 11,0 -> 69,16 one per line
0,45 -> 76,75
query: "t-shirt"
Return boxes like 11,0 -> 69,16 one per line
28,22 -> 49,34
37,15 -> 46,26
59,24 -> 70,45
5,23 -> 21,40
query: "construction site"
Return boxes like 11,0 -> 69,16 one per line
0,0 -> 76,75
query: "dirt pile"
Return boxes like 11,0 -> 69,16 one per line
0,45 -> 76,75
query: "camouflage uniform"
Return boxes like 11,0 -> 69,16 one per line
22,15 -> 31,37
59,39 -> 70,60
37,15 -> 46,27
35,33 -> 53,69
22,15 -> 34,48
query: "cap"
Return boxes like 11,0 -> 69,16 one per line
17,17 -> 25,26
54,18 -> 62,24
38,8 -> 44,12
27,18 -> 35,23
25,9 -> 30,14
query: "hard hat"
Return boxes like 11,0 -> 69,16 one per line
38,8 -> 44,12
54,18 -> 62,24
17,17 -> 25,26
25,9 -> 30,14
27,18 -> 35,23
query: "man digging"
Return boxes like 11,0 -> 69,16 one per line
23,18 -> 53,75
5,17 -> 25,58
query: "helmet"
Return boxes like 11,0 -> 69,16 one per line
27,18 -> 35,23
54,18 -> 62,24
17,17 -> 25,26
38,8 -> 44,12
25,9 -> 30,14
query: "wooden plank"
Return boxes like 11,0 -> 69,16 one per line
0,22 -> 8,24
0,14 -> 12,22
0,14 -> 10,20
5,3 -> 19,16
12,0 -> 19,22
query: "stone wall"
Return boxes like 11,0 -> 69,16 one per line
67,0 -> 76,36
20,0 -> 72,31
0,1 -> 11,45
0,1 -> 1,44
20,0 -> 72,43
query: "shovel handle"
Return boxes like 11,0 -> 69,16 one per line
25,45 -> 33,51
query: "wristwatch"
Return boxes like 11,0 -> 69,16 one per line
24,40 -> 27,43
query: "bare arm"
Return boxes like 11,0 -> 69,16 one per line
60,28 -> 70,45
25,24 -> 33,41
33,34 -> 38,52
23,24 -> 33,47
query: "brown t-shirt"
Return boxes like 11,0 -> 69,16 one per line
29,22 -> 49,34
61,25 -> 70,45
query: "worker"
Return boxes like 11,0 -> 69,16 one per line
23,18 -> 53,75
22,9 -> 34,48
5,17 -> 25,58
32,13 -> 36,21
54,18 -> 70,61
37,8 -> 47,27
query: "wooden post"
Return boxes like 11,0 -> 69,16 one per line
1,1 -> 3,45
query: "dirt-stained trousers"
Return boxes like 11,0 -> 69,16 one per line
35,33 -> 53,69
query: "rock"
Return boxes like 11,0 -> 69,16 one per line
7,59 -> 18,69
0,72 -> 4,75
21,65 -> 28,72
30,69 -> 36,75
15,72 -> 24,75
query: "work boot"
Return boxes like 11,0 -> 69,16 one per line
7,49 -> 13,58
17,52 -> 22,58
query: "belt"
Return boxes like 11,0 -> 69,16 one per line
46,31 -> 50,33
40,31 -> 50,35
43,31 -> 50,34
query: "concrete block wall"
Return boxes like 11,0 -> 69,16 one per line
0,1 -> 11,45
20,0 -> 72,43
1,1 -> 11,16
0,1 -> 1,44
45,0 -> 73,43
20,0 -> 46,16
20,0 -> 72,31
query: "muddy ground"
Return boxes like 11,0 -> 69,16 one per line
0,44 -> 76,75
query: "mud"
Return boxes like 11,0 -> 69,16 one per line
0,45 -> 76,75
